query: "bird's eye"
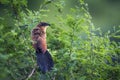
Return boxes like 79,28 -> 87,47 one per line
34,29 -> 39,32
40,31 -> 45,34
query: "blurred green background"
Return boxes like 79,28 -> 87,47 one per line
0,0 -> 120,80
85,0 -> 120,32
1,0 -> 120,31
27,0 -> 120,32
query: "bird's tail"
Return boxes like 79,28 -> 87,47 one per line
36,50 -> 54,73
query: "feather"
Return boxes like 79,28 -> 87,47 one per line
36,50 -> 54,73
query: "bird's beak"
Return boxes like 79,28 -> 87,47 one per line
46,23 -> 51,26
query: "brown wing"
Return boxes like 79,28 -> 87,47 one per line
31,27 -> 47,53
31,27 -> 40,50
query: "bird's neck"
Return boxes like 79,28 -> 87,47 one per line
41,34 -> 47,54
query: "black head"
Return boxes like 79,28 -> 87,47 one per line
37,22 -> 50,27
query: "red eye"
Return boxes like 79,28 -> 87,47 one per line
34,29 -> 39,31
40,31 -> 45,34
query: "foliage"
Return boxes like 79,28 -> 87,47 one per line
0,0 -> 120,80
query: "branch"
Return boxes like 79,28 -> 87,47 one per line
26,56 -> 37,80
26,64 -> 37,80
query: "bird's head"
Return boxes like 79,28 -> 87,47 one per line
37,22 -> 50,33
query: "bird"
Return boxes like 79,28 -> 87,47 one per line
31,22 -> 54,74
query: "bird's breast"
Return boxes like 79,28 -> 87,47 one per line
40,37 -> 47,53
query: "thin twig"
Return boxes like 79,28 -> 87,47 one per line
26,65 -> 37,80
26,67 -> 36,80
26,55 -> 37,80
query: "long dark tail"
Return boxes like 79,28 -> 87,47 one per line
36,50 -> 54,73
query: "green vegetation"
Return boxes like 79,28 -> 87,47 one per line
0,0 -> 120,80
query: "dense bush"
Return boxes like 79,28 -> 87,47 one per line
0,0 -> 120,80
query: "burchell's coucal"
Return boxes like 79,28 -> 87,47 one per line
31,22 -> 54,73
